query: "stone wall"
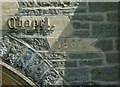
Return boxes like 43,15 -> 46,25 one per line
1,1 -> 119,86
64,2 -> 119,85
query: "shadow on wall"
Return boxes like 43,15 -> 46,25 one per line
62,2 -> 119,85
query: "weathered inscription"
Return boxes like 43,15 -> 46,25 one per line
7,16 -> 51,30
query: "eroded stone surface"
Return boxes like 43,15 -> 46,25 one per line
0,1 -> 119,86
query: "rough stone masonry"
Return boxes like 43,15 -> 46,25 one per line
0,0 -> 119,86
67,2 -> 119,85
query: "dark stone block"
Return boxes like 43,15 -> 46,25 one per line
65,68 -> 89,81
107,12 -> 118,22
95,39 -> 113,51
106,53 -> 118,64
116,39 -> 120,51
79,59 -> 103,66
65,61 -> 77,67
72,30 -> 89,37
69,53 -> 103,59
72,22 -> 89,29
91,66 -> 119,81
92,23 -> 118,37
89,2 -> 118,12
72,14 -> 104,22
